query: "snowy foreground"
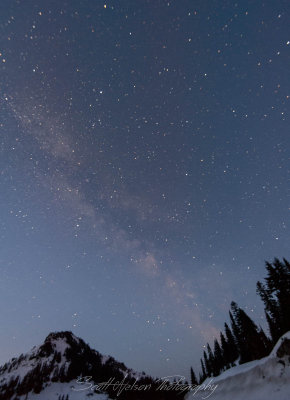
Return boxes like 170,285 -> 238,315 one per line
13,382 -> 110,400
185,331 -> 290,400
1,331 -> 290,399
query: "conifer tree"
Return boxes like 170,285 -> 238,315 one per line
203,350 -> 211,377
190,367 -> 198,385
200,358 -> 206,382
229,309 -> 240,343
220,331 -> 229,369
224,322 -> 239,365
230,301 -> 269,363
213,339 -> 223,376
206,344 -> 214,376
257,258 -> 290,342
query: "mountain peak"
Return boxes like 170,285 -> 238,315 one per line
0,331 -> 150,400
44,330 -> 75,342
35,331 -> 82,359
43,330 -> 81,348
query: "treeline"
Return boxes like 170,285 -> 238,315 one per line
190,258 -> 290,384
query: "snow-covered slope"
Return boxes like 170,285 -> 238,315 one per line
0,331 -> 148,400
4,381 -> 109,400
4,330 -> 290,400
185,331 -> 290,400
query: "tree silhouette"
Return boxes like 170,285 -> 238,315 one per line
213,339 -> 223,376
230,301 -> 269,363
257,258 -> 290,342
190,367 -> 198,385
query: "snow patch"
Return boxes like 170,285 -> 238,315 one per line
50,338 -> 70,355
185,331 -> 290,400
16,381 -> 110,399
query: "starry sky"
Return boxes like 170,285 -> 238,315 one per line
0,0 -> 289,380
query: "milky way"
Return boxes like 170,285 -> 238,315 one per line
0,0 -> 289,379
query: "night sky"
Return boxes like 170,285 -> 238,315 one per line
0,0 -> 289,380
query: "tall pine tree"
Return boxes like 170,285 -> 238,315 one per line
230,301 -> 269,363
207,344 -> 214,376
190,367 -> 198,385
224,322 -> 239,365
200,358 -> 206,382
203,350 -> 211,377
257,258 -> 290,343
213,339 -> 223,376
